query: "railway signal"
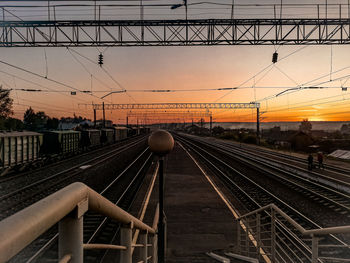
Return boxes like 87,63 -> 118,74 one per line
272,52 -> 278,63
98,53 -> 104,66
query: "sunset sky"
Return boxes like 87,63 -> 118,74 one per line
1,0 -> 350,124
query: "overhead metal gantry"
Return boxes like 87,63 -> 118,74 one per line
92,103 -> 259,110
1,19 -> 350,47
93,102 -> 258,135
127,111 -> 212,118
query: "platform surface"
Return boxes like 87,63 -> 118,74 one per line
164,142 -> 237,262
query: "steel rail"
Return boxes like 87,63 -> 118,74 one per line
188,135 -> 350,211
0,134 -> 142,185
198,138 -> 350,198
0,182 -> 156,263
0,136 -> 146,203
213,138 -> 350,180
175,134 -> 349,247
175,135 -> 320,227
87,151 -> 153,243
24,147 -> 153,263
177,135 -> 349,263
212,142 -> 350,209
175,135 -> 320,261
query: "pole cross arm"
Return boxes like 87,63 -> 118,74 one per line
0,182 -> 155,263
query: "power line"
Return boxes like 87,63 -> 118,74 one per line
0,59 -> 104,101
0,69 -> 90,103
66,47 -> 137,102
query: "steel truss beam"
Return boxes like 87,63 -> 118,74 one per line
127,111 -> 212,118
92,103 -> 260,110
1,19 -> 350,47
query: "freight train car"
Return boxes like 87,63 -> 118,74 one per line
81,129 -> 101,148
114,127 -> 128,141
101,129 -> 114,144
138,127 -> 151,135
0,131 -> 43,170
41,130 -> 81,155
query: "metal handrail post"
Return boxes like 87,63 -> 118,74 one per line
58,215 -> 83,263
151,204 -> 159,263
256,214 -> 261,261
158,157 -> 165,263
312,235 -> 319,263
140,230 -> 148,263
152,233 -> 158,263
237,219 -> 241,254
271,208 -> 276,263
120,222 -> 133,263
245,219 -> 249,256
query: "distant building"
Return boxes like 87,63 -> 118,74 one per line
341,124 -> 350,135
289,131 -> 314,151
58,120 -> 93,130
96,120 -> 113,128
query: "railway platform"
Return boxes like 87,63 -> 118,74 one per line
162,142 -> 238,262
102,139 -> 242,262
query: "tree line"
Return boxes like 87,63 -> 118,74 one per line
0,86 -> 59,131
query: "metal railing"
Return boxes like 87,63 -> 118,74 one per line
0,182 -> 159,263
237,204 -> 350,263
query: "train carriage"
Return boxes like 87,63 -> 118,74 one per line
81,129 -> 101,148
114,127 -> 128,141
101,129 -> 114,144
0,131 -> 43,169
41,130 -> 81,155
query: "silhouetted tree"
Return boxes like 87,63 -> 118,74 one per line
212,126 -> 225,135
23,107 -> 36,130
341,124 -> 350,135
299,119 -> 312,134
46,117 -> 59,130
24,107 -> 48,131
4,118 -> 24,130
0,86 -> 13,119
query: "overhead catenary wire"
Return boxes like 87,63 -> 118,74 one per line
0,59 -> 104,101
66,47 -> 114,103
65,47 -> 137,103
214,45 -> 309,103
0,69 -> 90,103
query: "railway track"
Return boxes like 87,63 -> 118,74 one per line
174,133 -> 350,261
177,133 -> 350,222
9,146 -> 156,263
0,135 -> 145,193
0,136 -> 148,220
204,135 -> 350,184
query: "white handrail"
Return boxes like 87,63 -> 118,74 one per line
238,203 -> 350,236
237,203 -> 350,263
0,182 -> 157,263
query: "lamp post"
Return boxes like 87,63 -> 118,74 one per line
148,130 -> 174,263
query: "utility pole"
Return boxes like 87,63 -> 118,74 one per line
102,102 -> 105,128
93,108 -> 96,128
210,115 -> 213,135
257,108 -> 260,145
126,116 -> 129,127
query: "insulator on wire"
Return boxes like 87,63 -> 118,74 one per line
98,53 -> 104,66
272,52 -> 278,63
